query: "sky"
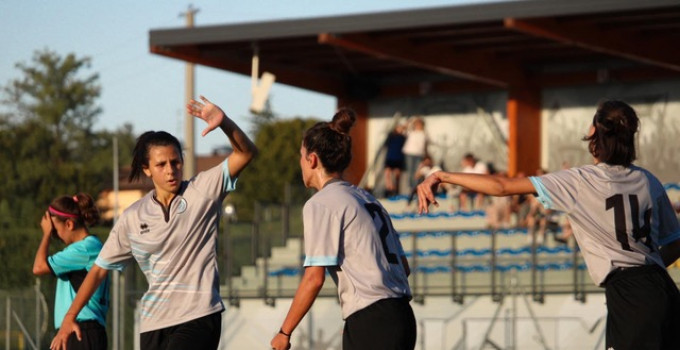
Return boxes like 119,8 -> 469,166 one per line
0,0 -> 488,154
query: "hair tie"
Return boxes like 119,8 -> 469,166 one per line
73,195 -> 79,203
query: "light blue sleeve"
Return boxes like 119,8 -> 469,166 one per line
302,202 -> 340,267
644,173 -> 680,246
529,176 -> 554,209
48,244 -> 90,276
222,158 -> 237,192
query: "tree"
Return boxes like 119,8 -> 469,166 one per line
0,50 -> 137,290
230,117 -> 319,220
0,49 -> 115,226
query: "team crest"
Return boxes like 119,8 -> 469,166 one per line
176,198 -> 187,214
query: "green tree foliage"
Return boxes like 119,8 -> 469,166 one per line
0,49 -> 136,289
231,117 -> 319,220
1,49 -> 135,227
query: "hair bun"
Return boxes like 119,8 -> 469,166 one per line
330,108 -> 356,135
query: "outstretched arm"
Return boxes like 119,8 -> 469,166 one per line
186,96 -> 258,178
50,265 -> 109,350
417,171 -> 536,214
271,266 -> 325,350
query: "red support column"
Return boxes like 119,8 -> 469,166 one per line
337,97 -> 368,185
507,86 -> 541,177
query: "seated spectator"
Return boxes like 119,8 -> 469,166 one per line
486,171 -> 512,229
510,171 -> 531,227
459,153 -> 488,211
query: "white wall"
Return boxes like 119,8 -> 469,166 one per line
217,293 -> 607,350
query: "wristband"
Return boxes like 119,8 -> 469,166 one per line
278,328 -> 291,337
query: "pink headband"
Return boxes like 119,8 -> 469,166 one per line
48,206 -> 79,218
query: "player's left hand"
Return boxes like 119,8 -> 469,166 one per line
417,172 -> 441,214
271,333 -> 291,350
186,95 -> 226,137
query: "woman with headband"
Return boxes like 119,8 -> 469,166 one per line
33,193 -> 109,350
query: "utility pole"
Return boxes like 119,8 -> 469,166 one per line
180,4 -> 199,179
112,136 -> 120,350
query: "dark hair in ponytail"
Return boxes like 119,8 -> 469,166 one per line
583,100 -> 638,167
49,193 -> 100,228
129,131 -> 183,182
302,108 -> 356,174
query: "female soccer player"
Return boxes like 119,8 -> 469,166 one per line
270,108 -> 415,350
33,193 -> 108,350
417,100 -> 680,350
50,96 -> 257,350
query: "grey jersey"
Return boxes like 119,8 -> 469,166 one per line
303,180 -> 411,319
96,160 -> 235,332
530,164 -> 680,286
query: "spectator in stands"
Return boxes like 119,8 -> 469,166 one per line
417,100 -> 680,350
271,108 -> 415,350
402,117 -> 428,194
33,193 -> 108,350
510,171 -> 531,227
50,96 -> 257,350
459,153 -> 488,210
383,123 -> 407,197
485,171 -> 513,229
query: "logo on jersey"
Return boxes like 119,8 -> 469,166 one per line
176,198 -> 187,214
140,223 -> 150,235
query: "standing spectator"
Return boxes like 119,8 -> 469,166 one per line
402,117 -> 428,193
383,123 -> 406,197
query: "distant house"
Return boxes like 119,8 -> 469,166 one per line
97,148 -> 232,222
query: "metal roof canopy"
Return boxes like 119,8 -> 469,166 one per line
150,0 -> 680,99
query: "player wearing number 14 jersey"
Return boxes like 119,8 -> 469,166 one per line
271,109 -> 415,350
417,100 -> 680,350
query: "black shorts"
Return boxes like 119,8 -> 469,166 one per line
385,159 -> 404,170
604,264 -> 680,350
140,312 -> 222,350
64,320 -> 107,350
343,297 -> 416,350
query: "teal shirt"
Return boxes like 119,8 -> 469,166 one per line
48,235 -> 109,329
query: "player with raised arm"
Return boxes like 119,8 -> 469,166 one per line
417,100 -> 680,350
34,193 -> 109,350
270,108 -> 416,350
50,96 -> 257,350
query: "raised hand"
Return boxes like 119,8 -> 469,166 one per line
186,95 -> 226,137
40,211 -> 54,237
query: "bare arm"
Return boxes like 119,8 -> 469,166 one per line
660,239 -> 680,267
418,171 -> 536,214
33,212 -> 53,275
271,266 -> 325,350
186,96 -> 258,178
50,265 -> 109,350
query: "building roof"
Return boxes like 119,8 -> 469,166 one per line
149,0 -> 680,98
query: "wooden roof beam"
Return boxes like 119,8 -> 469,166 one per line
318,33 -> 526,88
504,17 -> 680,72
150,45 -> 345,96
